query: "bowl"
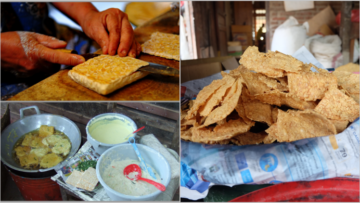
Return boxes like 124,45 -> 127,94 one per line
86,113 -> 137,155
96,144 -> 171,201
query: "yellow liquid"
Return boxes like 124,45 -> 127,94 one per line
89,118 -> 133,144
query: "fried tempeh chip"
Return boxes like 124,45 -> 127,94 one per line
181,127 -> 193,141
234,97 -> 253,124
315,88 -> 360,122
330,119 -> 349,134
288,71 -> 337,101
141,32 -> 179,60
250,90 -> 317,110
186,79 -> 226,120
239,46 -> 302,78
241,90 -> 273,126
333,71 -> 360,94
203,78 -> 243,126
273,109 -> 337,142
231,131 -> 268,145
192,118 -> 254,143
199,74 -> 236,117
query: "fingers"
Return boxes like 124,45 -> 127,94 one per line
117,14 -> 134,57
106,12 -> 122,56
136,41 -> 142,56
128,40 -> 137,58
35,33 -> 67,49
94,26 -> 110,55
38,45 -> 85,66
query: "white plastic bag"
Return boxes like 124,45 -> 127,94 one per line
271,16 -> 307,55
310,35 -> 341,69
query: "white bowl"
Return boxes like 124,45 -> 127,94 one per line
86,113 -> 137,155
96,144 -> 171,201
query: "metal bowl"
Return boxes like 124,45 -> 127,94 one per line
1,106 -> 81,173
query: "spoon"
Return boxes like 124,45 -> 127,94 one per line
124,126 -> 145,139
128,137 -> 157,179
124,164 -> 166,191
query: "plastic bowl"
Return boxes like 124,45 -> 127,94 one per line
96,144 -> 171,201
86,113 -> 137,155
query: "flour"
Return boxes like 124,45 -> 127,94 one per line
17,31 -> 39,62
17,31 -> 67,62
102,159 -> 161,196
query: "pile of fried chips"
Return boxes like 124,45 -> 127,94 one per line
181,46 -> 360,145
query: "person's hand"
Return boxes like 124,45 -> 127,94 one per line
1,31 -> 85,74
80,8 -> 141,57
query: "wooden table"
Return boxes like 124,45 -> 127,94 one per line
8,9 -> 180,101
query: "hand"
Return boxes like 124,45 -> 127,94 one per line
1,31 -> 85,74
80,8 -> 141,57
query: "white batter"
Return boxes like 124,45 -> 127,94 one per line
102,159 -> 161,196
89,118 -> 133,144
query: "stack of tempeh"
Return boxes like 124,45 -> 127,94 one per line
181,46 -> 359,145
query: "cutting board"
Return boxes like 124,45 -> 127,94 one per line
8,8 -> 179,101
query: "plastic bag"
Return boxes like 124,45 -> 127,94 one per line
336,9 -> 360,25
310,35 -> 342,69
271,16 -> 307,55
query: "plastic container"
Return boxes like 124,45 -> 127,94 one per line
96,144 -> 171,201
86,113 -> 137,155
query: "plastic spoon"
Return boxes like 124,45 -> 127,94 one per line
128,137 -> 157,179
124,164 -> 166,191
125,126 -> 145,140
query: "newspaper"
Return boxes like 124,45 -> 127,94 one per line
180,46 -> 360,200
51,138 -> 179,201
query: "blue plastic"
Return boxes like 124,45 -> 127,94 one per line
128,137 -> 156,179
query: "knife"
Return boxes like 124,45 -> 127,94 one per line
57,49 -> 179,77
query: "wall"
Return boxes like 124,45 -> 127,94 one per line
267,1 -> 354,49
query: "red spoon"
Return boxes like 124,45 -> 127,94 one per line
123,164 -> 166,192
124,126 -> 145,139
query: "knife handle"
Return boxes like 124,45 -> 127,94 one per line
56,49 -> 78,54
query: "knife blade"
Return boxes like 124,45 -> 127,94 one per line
58,50 -> 179,77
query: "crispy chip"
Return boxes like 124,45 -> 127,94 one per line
288,71 -> 337,101
258,73 -> 289,92
231,131 -> 267,145
186,79 -> 226,120
350,93 -> 359,104
333,71 -> 359,103
271,107 -> 279,123
239,46 -> 302,78
265,124 -> 278,144
275,109 -> 336,142
236,66 -> 273,95
242,90 -> 273,126
234,97 -> 253,124
192,118 -> 254,142
141,32 -> 179,60
315,88 -> 360,122
199,74 -> 236,117
203,78 -> 243,126
181,127 -> 193,141
250,90 -> 317,110
330,119 -> 349,133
